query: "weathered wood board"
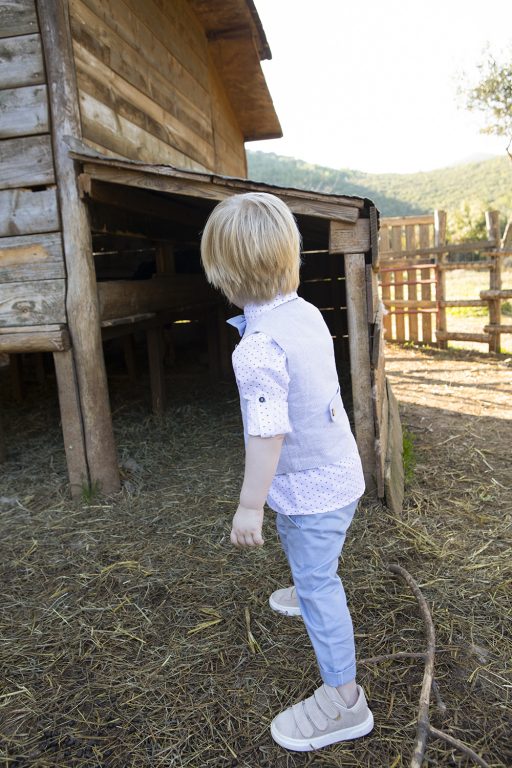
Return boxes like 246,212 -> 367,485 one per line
0,84 -> 49,138
68,0 -> 229,172
0,232 -> 65,282
0,33 -> 45,89
0,328 -> 70,352
72,42 -> 214,168
0,279 -> 66,326
0,135 -> 55,189
78,91 -> 208,172
384,379 -> 404,514
371,304 -> 386,497
0,187 -> 60,237
97,277 -> 216,320
329,217 -> 370,253
0,0 -> 39,39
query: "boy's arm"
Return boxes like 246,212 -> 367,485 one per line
231,434 -> 284,548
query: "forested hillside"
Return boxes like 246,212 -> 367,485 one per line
247,151 -> 512,237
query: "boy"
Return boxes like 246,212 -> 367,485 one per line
200,192 -> 373,751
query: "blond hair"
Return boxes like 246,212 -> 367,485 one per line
200,192 -> 301,304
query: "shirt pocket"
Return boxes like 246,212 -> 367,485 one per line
328,387 -> 343,422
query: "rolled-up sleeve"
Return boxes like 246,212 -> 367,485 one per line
232,332 -> 291,438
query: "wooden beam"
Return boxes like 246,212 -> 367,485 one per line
480,289 -> 512,300
344,252 -> 376,490
38,0 -> 120,494
82,178 -> 207,228
329,219 -> 370,254
435,331 -> 490,343
53,348 -> 89,497
0,328 -> 70,353
97,277 -> 216,320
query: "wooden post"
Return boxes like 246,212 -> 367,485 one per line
344,252 -> 376,490
146,326 -> 166,415
9,354 -> 23,403
38,0 -> 120,493
419,224 -> 432,343
486,210 -> 501,353
379,224 -> 393,341
405,225 -> 418,342
434,210 -> 447,349
122,335 -> 137,382
53,349 -> 89,496
391,226 -> 405,341
0,408 -> 5,463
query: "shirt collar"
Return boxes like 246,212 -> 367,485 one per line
243,291 -> 298,322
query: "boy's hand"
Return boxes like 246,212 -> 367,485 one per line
231,504 -> 264,548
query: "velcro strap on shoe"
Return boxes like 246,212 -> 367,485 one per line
292,702 -> 314,738
304,694 -> 329,731
314,685 -> 342,721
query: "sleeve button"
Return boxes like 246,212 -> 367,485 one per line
259,396 -> 266,403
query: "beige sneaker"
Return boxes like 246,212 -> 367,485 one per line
269,586 -> 301,616
270,684 -> 373,752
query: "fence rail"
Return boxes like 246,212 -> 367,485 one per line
376,210 -> 512,353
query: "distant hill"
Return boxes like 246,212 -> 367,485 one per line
246,151 -> 512,224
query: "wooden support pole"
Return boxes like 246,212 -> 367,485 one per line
391,227 -> 405,341
434,210 -> 447,349
344,252 -> 376,490
0,408 -> 6,464
9,354 -> 23,403
53,349 -> 89,497
405,225 -> 418,342
146,326 -> 166,415
486,211 -> 502,353
38,0 -> 120,493
418,225 -> 433,344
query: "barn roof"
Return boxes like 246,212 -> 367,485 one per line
69,138 -> 368,222
189,0 -> 282,141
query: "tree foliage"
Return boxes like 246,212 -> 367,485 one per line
465,49 -> 512,138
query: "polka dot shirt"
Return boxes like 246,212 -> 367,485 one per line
231,293 -> 365,516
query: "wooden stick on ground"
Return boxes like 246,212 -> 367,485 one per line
388,564 -> 491,768
389,563 -> 435,768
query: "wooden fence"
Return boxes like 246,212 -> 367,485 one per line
378,211 -> 512,353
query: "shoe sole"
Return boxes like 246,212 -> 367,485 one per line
270,710 -> 374,752
268,594 -> 302,617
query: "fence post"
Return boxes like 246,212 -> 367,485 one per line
486,211 -> 502,353
434,210 -> 448,349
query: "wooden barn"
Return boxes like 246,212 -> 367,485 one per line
0,0 -> 403,510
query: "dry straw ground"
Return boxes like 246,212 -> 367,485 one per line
0,344 -> 511,767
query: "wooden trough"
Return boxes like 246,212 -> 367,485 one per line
0,0 -> 403,511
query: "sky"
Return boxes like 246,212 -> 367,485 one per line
250,0 -> 512,174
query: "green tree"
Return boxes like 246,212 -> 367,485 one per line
465,48 -> 512,140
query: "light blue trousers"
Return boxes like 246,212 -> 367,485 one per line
275,499 -> 359,686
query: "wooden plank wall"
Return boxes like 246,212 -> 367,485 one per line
69,0 -> 247,177
0,0 -> 66,328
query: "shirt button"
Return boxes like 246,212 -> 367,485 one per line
259,396 -> 266,403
